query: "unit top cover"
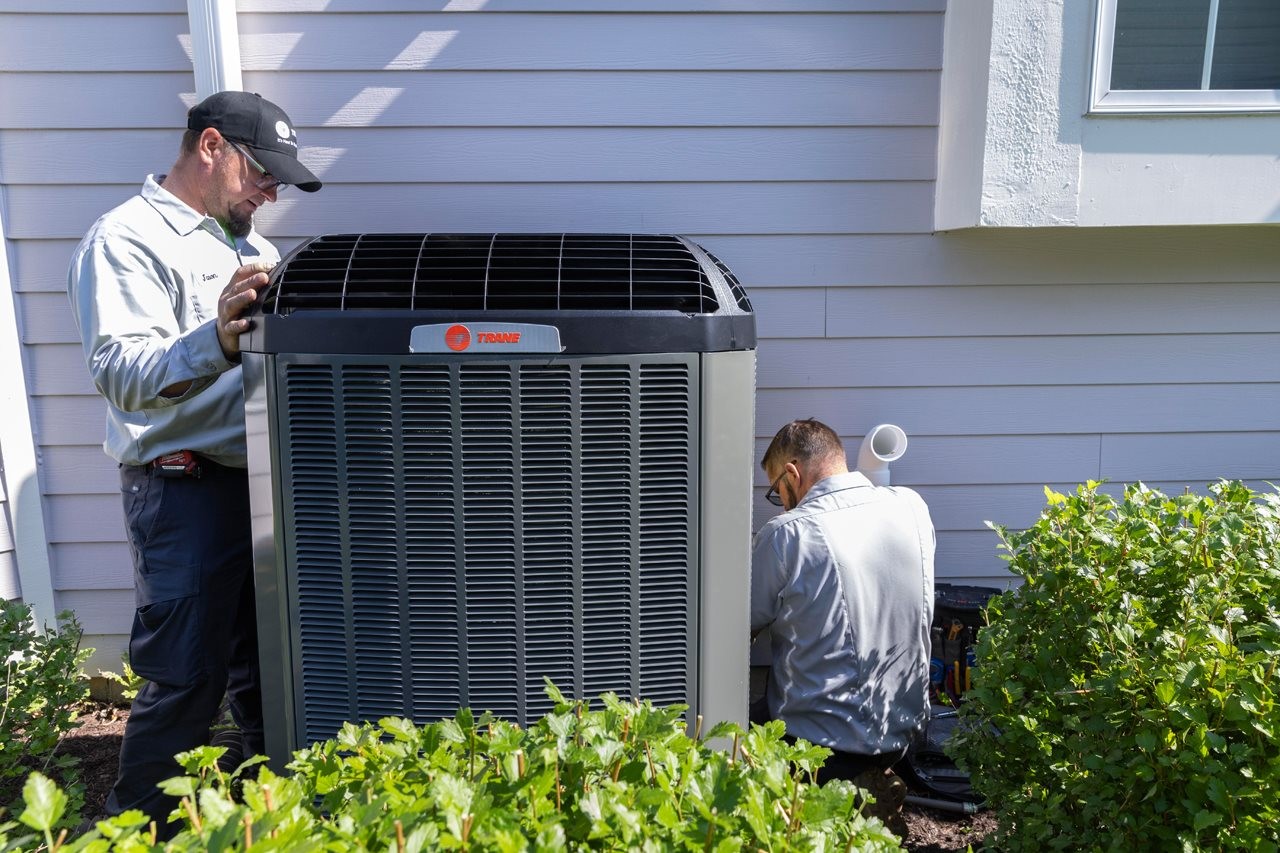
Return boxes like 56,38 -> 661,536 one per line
243,233 -> 755,356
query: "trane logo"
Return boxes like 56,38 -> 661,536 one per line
444,324 -> 523,351
412,322 -> 560,354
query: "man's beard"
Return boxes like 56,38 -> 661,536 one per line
226,207 -> 253,238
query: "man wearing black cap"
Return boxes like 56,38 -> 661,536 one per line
67,91 -> 322,831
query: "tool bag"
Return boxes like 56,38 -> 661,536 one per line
899,583 -> 1001,804
929,583 -> 999,704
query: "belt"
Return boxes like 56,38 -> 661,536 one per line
134,450 -> 240,479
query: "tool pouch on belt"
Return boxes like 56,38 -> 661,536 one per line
151,450 -> 202,478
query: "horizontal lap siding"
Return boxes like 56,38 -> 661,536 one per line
4,2 -> 1278,655
0,128 -> 940,182
6,184 -> 939,237
0,6 -> 190,668
4,3 -> 946,11
2,13 -> 942,71
1,72 -> 942,129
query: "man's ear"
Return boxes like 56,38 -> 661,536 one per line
783,460 -> 803,495
196,127 -> 224,165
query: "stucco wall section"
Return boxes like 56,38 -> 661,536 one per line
978,0 -> 1082,226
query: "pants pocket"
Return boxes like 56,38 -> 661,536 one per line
130,587 -> 206,687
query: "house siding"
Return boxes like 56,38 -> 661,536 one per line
0,0 -> 196,670
2,0 -> 1278,671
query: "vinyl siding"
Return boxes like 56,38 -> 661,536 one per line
0,1 -> 193,672
2,0 -> 1278,670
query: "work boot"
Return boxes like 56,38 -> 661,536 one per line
852,766 -> 909,838
210,726 -> 244,773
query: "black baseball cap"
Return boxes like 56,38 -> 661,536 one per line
187,91 -> 322,192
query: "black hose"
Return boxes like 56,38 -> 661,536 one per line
905,794 -> 985,815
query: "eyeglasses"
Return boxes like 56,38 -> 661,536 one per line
226,139 -> 288,193
764,470 -> 789,507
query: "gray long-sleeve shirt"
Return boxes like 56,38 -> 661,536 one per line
67,176 -> 279,467
751,471 -> 935,756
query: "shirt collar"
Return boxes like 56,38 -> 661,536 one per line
141,174 -> 225,240
797,470 -> 874,507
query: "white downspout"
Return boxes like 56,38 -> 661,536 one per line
856,424 -> 908,487
187,0 -> 244,99
0,194 -> 56,626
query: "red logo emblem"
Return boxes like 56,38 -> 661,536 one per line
445,324 -> 471,352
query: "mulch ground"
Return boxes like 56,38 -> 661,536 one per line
58,702 -> 996,851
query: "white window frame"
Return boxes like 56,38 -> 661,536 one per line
1090,0 -> 1280,114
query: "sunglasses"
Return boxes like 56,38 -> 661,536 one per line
764,470 -> 789,507
226,138 -> 288,193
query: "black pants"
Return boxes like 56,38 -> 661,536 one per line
750,696 -> 904,784
106,462 -> 262,829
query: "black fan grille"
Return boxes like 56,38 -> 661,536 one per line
701,247 -> 753,313
265,234 -> 720,314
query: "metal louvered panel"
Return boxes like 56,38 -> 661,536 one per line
637,365 -> 694,702
281,365 -> 348,743
279,354 -> 697,742
518,365 -> 576,720
341,366 -> 405,720
460,365 -> 520,720
401,366 -> 462,719
579,364 -> 636,697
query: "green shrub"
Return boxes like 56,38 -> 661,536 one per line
97,653 -> 144,705
950,481 -> 1280,851
0,601 -> 90,823
5,682 -> 902,851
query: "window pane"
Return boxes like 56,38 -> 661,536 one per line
1111,0 -> 1210,90
1211,0 -> 1280,89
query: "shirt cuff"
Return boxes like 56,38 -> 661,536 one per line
179,319 -> 237,375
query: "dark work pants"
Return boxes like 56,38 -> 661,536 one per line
106,461 -> 262,830
750,695 -> 905,784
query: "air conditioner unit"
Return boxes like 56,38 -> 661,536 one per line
242,233 -> 756,767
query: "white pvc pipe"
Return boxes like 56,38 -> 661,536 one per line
187,0 -> 243,100
855,424 -> 908,487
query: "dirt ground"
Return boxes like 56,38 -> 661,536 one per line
58,702 -> 996,851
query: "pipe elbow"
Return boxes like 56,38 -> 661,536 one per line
856,423 -> 908,486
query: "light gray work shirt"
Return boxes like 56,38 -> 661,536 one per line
67,175 -> 279,468
751,471 -> 935,756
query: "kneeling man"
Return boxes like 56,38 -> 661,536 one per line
751,419 -> 935,821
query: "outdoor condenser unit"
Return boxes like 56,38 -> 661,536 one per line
241,233 -> 756,767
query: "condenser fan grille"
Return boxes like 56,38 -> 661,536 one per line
265,233 -> 721,314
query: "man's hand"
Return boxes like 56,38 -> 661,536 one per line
217,261 -> 275,359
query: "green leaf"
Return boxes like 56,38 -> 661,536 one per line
18,773 -> 67,832
380,716 -> 419,742
439,718 -> 467,744
158,776 -> 198,798
542,678 -> 569,707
